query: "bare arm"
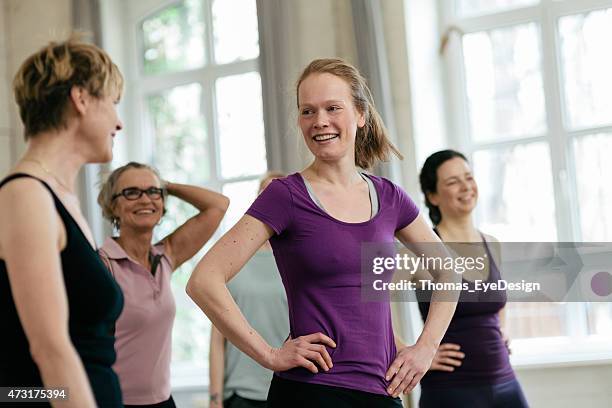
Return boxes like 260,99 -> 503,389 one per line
187,215 -> 335,373
0,180 -> 96,407
209,325 -> 226,408
385,214 -> 458,397
161,182 -> 229,269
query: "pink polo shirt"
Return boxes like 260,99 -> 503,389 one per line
99,237 -> 176,405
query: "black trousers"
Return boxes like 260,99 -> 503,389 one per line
124,395 -> 176,408
267,375 -> 404,408
419,379 -> 529,408
225,393 -> 267,408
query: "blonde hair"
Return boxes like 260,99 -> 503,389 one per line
97,162 -> 165,229
296,58 -> 403,170
13,34 -> 124,139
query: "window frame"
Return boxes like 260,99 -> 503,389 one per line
437,0 -> 612,362
121,0 -> 267,389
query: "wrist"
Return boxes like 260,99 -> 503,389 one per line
162,180 -> 172,195
262,345 -> 278,371
416,335 -> 440,355
209,391 -> 222,403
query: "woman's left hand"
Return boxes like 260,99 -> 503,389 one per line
385,342 -> 436,397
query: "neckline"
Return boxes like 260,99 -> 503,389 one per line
433,227 -> 494,283
4,173 -> 99,254
48,188 -> 100,254
296,172 -> 382,226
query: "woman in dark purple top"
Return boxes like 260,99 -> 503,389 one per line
417,150 -> 529,407
187,59 -> 457,408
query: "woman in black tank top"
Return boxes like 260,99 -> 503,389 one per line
0,36 -> 124,407
417,150 -> 529,408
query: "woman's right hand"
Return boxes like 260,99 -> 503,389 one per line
268,333 -> 336,373
429,343 -> 464,372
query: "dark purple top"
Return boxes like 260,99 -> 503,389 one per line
418,238 -> 515,388
246,173 -> 419,395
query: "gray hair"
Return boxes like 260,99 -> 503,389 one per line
97,161 -> 165,229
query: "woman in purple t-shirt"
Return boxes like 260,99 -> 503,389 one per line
418,150 -> 529,407
187,59 -> 457,408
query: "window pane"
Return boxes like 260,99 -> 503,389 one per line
587,303 -> 612,336
216,72 -> 267,179
141,0 -> 205,75
573,133 -> 612,241
222,179 -> 261,231
559,9 -> 612,129
456,0 -> 538,17
473,143 -> 557,241
148,83 -> 210,184
212,0 -> 259,64
463,23 -> 546,142
148,83 -> 211,367
506,303 -> 567,339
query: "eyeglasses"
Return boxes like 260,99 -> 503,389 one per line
112,187 -> 165,201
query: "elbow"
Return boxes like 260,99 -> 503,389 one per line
220,195 -> 230,212
29,332 -> 73,368
185,275 -> 199,300
186,272 -> 210,304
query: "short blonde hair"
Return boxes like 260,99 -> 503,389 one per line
98,162 -> 165,229
13,34 -> 124,139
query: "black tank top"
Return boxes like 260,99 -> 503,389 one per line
417,228 -> 514,388
0,174 -> 124,407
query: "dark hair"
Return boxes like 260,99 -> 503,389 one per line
419,149 -> 468,225
296,58 -> 403,170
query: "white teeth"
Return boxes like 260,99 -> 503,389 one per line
135,209 -> 154,214
313,134 -> 338,141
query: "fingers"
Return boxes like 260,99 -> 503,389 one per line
441,350 -> 465,359
394,372 -> 415,396
430,344 -> 464,372
289,332 -> 336,373
302,332 -> 337,348
307,343 -> 333,370
403,372 -> 423,395
438,343 -> 461,351
387,358 -> 411,396
439,356 -> 462,367
296,355 -> 319,374
385,357 -> 403,381
431,357 -> 461,371
431,362 -> 455,372
303,349 -> 331,372
431,353 -> 463,371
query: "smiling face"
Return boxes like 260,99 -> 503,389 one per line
112,168 -> 163,232
76,90 -> 123,163
297,73 -> 366,163
428,157 -> 478,219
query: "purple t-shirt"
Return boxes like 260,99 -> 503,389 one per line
246,173 -> 419,395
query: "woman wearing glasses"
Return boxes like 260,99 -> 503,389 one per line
97,161 -> 229,408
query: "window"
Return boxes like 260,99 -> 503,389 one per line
126,0 -> 265,386
439,0 -> 612,359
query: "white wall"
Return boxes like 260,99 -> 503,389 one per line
0,2 -> 11,175
516,363 -> 612,407
0,0 -> 72,173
